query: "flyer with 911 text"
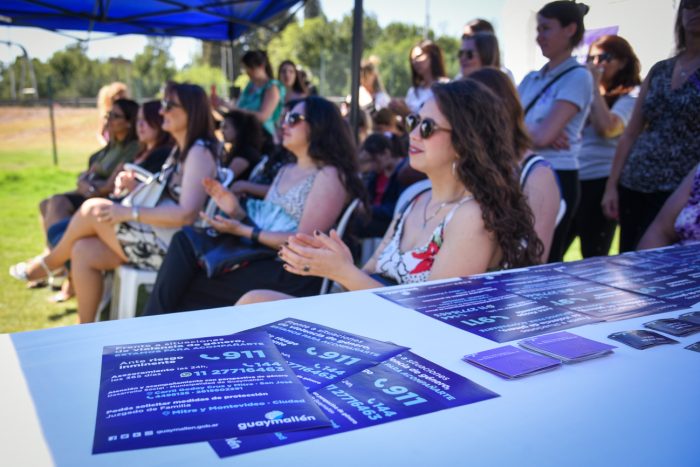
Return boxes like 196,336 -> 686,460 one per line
92,330 -> 329,454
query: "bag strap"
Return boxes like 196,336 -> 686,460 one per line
523,65 -> 584,115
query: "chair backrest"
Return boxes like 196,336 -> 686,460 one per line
319,198 -> 361,295
394,179 -> 432,215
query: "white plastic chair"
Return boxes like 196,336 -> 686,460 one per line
319,198 -> 360,295
108,167 -> 235,320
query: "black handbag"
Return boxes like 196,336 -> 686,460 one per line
180,226 -> 277,278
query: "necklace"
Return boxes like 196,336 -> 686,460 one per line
421,193 -> 466,228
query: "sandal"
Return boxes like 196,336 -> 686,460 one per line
9,256 -> 55,284
48,290 -> 74,303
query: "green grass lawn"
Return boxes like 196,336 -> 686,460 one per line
0,150 -> 84,333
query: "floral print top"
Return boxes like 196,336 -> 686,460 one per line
376,193 -> 473,284
620,58 -> 700,193
675,164 -> 700,244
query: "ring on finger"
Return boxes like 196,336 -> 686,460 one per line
302,264 -> 311,273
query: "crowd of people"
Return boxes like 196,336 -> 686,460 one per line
9,0 -> 700,323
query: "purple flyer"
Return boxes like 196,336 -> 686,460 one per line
92,331 -> 329,454
463,345 -> 561,379
209,351 -> 499,458
504,269 -> 679,320
519,331 -> 616,362
376,277 -> 598,343
248,318 -> 409,391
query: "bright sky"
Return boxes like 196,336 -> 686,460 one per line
0,0 -> 504,68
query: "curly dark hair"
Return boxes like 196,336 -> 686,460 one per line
301,96 -> 368,208
431,80 -> 543,268
221,109 -> 264,166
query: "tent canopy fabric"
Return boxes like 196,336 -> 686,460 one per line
0,0 -> 303,41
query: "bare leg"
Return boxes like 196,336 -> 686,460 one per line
235,289 -> 294,306
71,237 -> 124,323
21,198 -> 128,280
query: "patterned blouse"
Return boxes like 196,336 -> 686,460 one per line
675,164 -> 700,244
265,164 -> 319,224
620,58 -> 700,193
376,193 -> 473,284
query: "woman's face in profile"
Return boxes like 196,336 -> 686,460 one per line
407,98 -> 455,175
281,102 -> 309,154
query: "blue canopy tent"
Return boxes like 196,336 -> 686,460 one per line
0,0 -> 304,41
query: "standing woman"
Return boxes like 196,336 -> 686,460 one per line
237,50 -> 285,137
357,58 -> 391,112
518,1 -> 593,262
568,35 -> 641,257
278,60 -> 308,103
602,1 -> 700,252
10,83 -> 219,323
404,40 -> 449,113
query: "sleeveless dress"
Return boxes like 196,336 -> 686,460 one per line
376,194 -> 473,284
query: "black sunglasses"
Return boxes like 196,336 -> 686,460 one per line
586,52 -> 614,64
107,111 -> 125,120
161,99 -> 183,112
284,112 -> 306,126
681,0 -> 700,9
458,49 -> 476,60
406,114 -> 452,139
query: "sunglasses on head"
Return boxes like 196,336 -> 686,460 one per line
458,49 -> 476,60
681,0 -> 700,9
284,112 -> 306,127
406,114 -> 452,139
160,99 -> 182,112
586,52 -> 614,64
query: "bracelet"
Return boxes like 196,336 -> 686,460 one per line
251,226 -> 261,244
131,206 -> 140,222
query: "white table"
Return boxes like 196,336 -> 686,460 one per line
1,281 -> 699,467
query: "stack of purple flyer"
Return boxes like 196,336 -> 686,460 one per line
519,331 -> 616,363
463,345 -> 561,379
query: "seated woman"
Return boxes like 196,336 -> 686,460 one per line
40,98 -> 140,242
469,67 -> 561,261
10,83 -> 219,323
143,96 -> 366,314
356,132 -> 412,238
638,163 -> 700,249
238,79 -> 543,304
45,100 -> 174,303
220,109 -> 264,182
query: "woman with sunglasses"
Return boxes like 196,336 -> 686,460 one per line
10,83 -> 219,323
565,35 -> 641,258
237,80 -> 543,305
39,99 -> 140,252
457,32 -> 501,78
403,40 -> 449,114
143,96 -> 366,314
602,0 -> 700,252
517,1 -> 592,262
